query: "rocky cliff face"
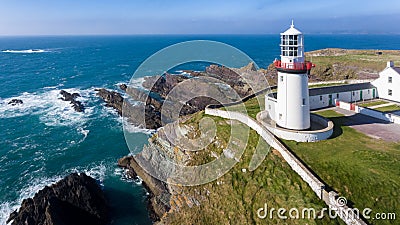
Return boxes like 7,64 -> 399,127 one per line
96,64 -> 262,130
7,173 -> 108,225
113,63 -> 268,223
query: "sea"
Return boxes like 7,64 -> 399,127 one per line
0,34 -> 399,225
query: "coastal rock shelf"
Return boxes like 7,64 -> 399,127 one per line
7,173 -> 108,225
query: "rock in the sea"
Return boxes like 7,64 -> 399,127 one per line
7,173 -> 108,225
119,83 -> 128,91
59,90 -> 85,112
8,99 -> 23,106
95,88 -> 124,115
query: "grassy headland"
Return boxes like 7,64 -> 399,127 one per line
160,111 -> 342,224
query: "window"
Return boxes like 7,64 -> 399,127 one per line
320,96 -> 323,101
389,76 -> 393,83
389,89 -> 393,96
279,114 -> 282,120
280,76 -> 283,82
302,98 -> 306,105
352,91 -> 355,96
281,37 -> 299,56
368,90 -> 370,94
336,93 -> 340,98
268,105 -> 271,110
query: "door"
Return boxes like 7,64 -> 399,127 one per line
373,89 -> 376,98
328,94 -> 332,106
360,90 -> 363,101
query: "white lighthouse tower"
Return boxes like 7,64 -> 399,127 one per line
274,21 -> 314,130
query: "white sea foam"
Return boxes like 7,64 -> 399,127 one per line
0,88 -> 94,127
2,49 -> 49,54
1,202 -> 15,225
127,77 -> 146,89
77,127 -> 90,144
122,117 -> 155,135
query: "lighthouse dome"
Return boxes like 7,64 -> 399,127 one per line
281,20 -> 302,35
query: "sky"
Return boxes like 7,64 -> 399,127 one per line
1,0 -> 400,35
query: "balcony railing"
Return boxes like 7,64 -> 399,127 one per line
274,60 -> 315,72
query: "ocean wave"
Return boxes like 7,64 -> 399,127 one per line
68,163 -> 108,183
0,88 -> 94,127
113,167 -> 143,185
2,49 -> 49,54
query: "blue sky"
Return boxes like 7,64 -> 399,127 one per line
1,0 -> 400,35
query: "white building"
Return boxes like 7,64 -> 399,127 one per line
372,61 -> 400,102
308,83 -> 376,110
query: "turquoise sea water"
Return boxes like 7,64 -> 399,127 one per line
0,35 -> 399,225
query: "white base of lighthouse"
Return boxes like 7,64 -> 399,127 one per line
276,71 -> 310,130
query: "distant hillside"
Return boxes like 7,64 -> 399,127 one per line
306,48 -> 400,81
261,48 -> 400,85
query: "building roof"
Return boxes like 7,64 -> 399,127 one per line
392,67 -> 400,74
281,20 -> 302,35
309,82 -> 376,96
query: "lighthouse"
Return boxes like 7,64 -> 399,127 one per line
274,21 -> 314,130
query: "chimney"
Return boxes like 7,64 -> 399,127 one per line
387,61 -> 394,68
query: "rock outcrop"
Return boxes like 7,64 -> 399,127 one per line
8,99 -> 23,106
59,90 -> 84,112
96,63 -> 265,130
142,74 -> 188,99
95,88 -> 124,116
7,173 -> 108,225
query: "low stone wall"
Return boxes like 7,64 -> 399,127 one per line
205,108 -> 325,198
257,112 -> 334,142
337,100 -> 400,125
205,107 -> 367,225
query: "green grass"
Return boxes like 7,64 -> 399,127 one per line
374,104 -> 400,112
282,110 -> 400,225
224,94 -> 265,119
161,111 -> 343,225
358,100 -> 389,108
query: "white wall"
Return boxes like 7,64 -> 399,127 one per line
336,100 -> 400,125
265,96 -> 277,122
372,66 -> 400,101
309,88 -> 376,110
310,94 -> 330,109
277,72 -> 310,130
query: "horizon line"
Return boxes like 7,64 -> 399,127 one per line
0,32 -> 399,37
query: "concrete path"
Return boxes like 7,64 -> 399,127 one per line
334,108 -> 400,142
